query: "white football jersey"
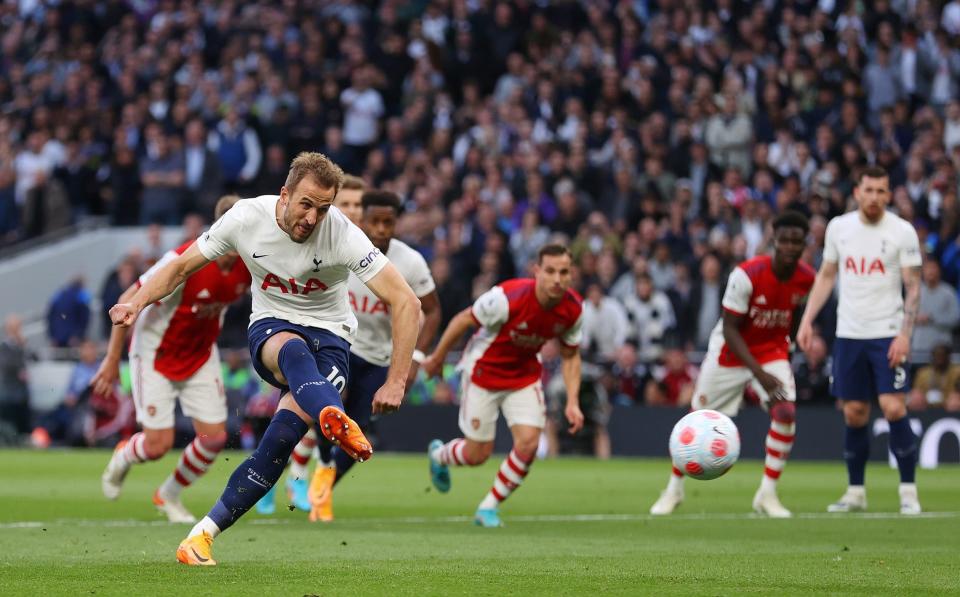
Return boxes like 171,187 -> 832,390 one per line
196,196 -> 388,341
823,210 -> 922,339
349,238 -> 436,366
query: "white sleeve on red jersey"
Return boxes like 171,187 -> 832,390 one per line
137,249 -> 179,287
471,285 -> 509,328
560,311 -> 584,347
822,217 -> 840,264
721,267 -> 753,314
898,221 -> 922,268
196,200 -> 246,260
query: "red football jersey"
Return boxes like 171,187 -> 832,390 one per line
460,278 -> 583,391
716,255 -> 815,367
131,241 -> 251,380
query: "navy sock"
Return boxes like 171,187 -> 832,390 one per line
844,424 -> 870,486
888,417 -> 918,483
208,409 -> 308,532
278,340 -> 344,420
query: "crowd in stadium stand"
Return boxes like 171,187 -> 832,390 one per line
3,0 -> 960,445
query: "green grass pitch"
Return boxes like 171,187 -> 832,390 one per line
0,449 -> 957,596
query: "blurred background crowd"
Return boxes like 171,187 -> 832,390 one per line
1,0 -> 959,450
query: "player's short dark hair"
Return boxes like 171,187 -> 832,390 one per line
537,243 -> 571,263
772,210 -> 810,235
214,194 -> 242,220
858,165 -> 888,184
361,189 -> 401,214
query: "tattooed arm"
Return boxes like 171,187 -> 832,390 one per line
887,265 -> 921,368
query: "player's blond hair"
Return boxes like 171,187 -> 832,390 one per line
341,174 -> 365,191
285,152 -> 345,194
214,194 -> 242,220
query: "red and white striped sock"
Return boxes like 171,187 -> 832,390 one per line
159,435 -> 223,499
477,449 -> 533,510
761,419 -> 795,491
121,432 -> 159,465
289,428 -> 317,480
432,438 -> 469,466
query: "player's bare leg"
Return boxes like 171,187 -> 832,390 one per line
829,400 -> 870,512
102,427 -> 171,500
473,424 -> 540,527
879,393 -> 921,514
753,401 -> 795,518
155,420 -> 227,523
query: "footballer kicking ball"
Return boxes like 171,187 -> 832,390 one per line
668,409 -> 741,480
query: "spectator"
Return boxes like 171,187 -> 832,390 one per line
692,254 -> 725,351
0,316 -> 31,441
913,260 -> 960,362
47,277 -> 91,348
139,130 -> 185,225
794,333 -> 834,405
622,273 -> 676,363
580,283 -> 629,364
705,93 -> 753,177
644,348 -> 698,408
909,344 -> 960,411
32,340 -> 101,446
183,119 -> 223,220
340,65 -> 384,172
208,107 -> 262,192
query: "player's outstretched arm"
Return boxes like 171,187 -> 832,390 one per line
421,307 -> 477,378
559,344 -> 584,434
364,262 -> 422,413
109,242 -> 212,328
797,260 -> 838,351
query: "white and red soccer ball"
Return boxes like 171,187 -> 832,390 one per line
668,409 -> 741,480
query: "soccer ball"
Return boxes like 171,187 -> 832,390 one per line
668,409 -> 741,480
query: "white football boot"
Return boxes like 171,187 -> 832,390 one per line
899,484 -> 922,515
827,486 -> 867,513
154,489 -> 198,523
752,487 -> 792,518
650,486 -> 684,515
101,441 -> 132,500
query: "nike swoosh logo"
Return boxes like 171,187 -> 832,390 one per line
252,253 -> 268,259
190,547 -> 209,562
712,426 -> 726,436
247,474 -> 269,488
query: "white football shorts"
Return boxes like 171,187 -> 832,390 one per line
690,353 -> 796,416
458,378 -> 546,442
130,346 -> 227,429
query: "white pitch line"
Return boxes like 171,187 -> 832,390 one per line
1,511 -> 957,530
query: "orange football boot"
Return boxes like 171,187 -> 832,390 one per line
308,466 -> 336,522
318,406 -> 373,462
176,531 -> 216,566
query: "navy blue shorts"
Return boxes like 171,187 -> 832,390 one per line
343,352 -> 388,430
831,337 -> 910,400
247,317 -> 350,394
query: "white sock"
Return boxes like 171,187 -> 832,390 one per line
667,469 -> 685,494
188,516 -> 221,539
760,475 -> 778,493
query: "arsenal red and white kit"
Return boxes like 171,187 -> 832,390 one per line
693,255 -> 813,415
130,241 -> 251,427
457,278 -> 583,440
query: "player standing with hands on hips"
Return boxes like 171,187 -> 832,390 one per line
422,244 -> 585,528
108,152 -> 421,565
797,166 -> 923,515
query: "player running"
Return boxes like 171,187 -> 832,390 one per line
95,195 -> 251,523
107,152 -> 421,565
797,166 -> 923,515
650,211 -> 814,518
422,244 -> 585,528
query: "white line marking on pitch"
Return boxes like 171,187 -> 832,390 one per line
1,511 -> 957,529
